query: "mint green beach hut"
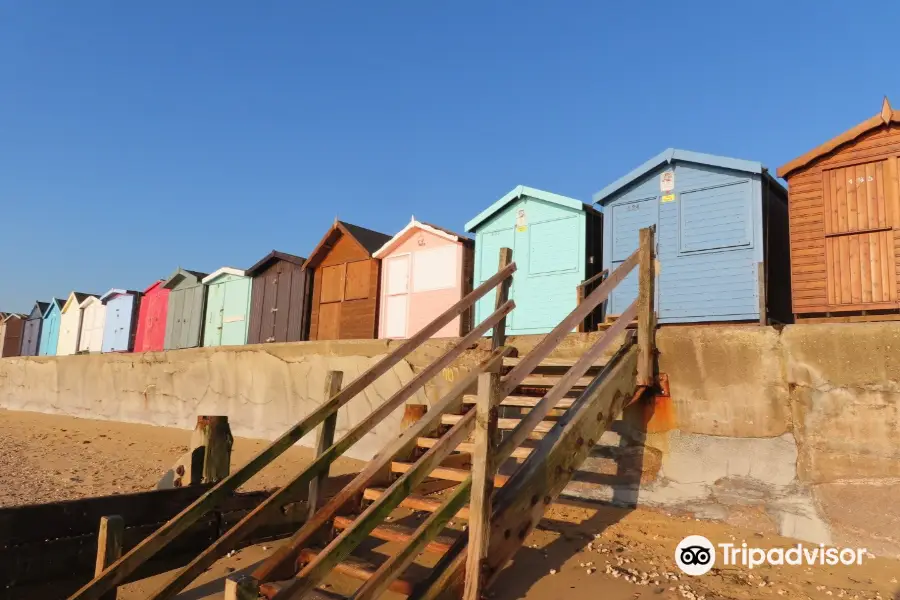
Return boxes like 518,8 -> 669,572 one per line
466,185 -> 604,335
202,267 -> 252,347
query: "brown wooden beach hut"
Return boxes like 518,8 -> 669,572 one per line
246,250 -> 310,344
305,220 -> 391,340
778,97 -> 900,321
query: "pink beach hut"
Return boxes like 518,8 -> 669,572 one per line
373,218 -> 474,339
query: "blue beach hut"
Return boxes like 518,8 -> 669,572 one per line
593,148 -> 792,324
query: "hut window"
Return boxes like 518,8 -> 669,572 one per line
528,216 -> 579,275
345,260 -> 371,300
413,246 -> 456,292
679,180 -> 752,254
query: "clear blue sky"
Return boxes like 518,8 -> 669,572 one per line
2,1 -> 897,312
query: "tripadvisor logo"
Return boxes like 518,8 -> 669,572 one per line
675,535 -> 869,575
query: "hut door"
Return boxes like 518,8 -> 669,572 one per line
383,255 -> 410,338
823,162 -> 898,307
221,278 -> 251,345
318,264 -> 345,340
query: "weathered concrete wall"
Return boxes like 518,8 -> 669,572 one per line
1,324 -> 898,557
567,323 -> 900,558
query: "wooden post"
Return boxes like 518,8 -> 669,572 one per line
95,515 -> 124,600
308,371 -> 343,521
202,416 -> 233,484
576,285 -> 586,332
757,262 -> 767,326
463,371 -> 500,600
224,574 -> 259,600
637,226 -> 656,387
491,248 -> 513,350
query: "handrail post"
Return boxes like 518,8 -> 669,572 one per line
308,371 -> 343,522
464,371 -> 501,600
491,248 -> 513,350
637,226 -> 656,387
576,284 -> 586,333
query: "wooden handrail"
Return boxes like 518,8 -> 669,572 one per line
148,301 -> 515,599
71,256 -> 517,600
495,307 -> 637,464
273,409 -> 480,599
250,345 -> 514,585
577,268 -> 608,290
501,247 -> 641,399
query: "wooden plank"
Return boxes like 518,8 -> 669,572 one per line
331,516 -> 455,553
147,304 -> 515,600
500,246 -> 640,399
871,230 -> 884,303
758,262 -> 767,325
362,488 -> 471,520
877,160 -> 889,227
849,233 -> 862,303
243,343 -> 512,588
856,164 -> 869,232
839,233 -> 851,304
836,167 -> 849,232
74,262 -> 519,600
888,230 -> 899,302
797,313 -> 900,324
866,162 -> 879,229
418,437 -> 534,460
823,169 -> 834,235
224,575 -> 259,600
273,409 -> 479,599
308,373 -> 342,522
636,226 -> 655,386
463,372 -> 501,600
95,516 -> 124,600
889,157 -> 900,229
354,482 -> 470,600
492,248 -> 512,349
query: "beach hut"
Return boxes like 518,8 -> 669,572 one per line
100,289 -> 142,352
78,295 -> 106,353
202,267 -> 252,347
246,251 -> 310,344
0,313 -> 26,357
21,301 -> 48,357
465,186 -> 604,335
163,268 -> 208,350
38,298 -> 64,356
373,218 -> 474,339
777,98 -> 900,321
133,280 -> 170,353
305,221 -> 392,341
57,292 -> 97,356
593,149 -> 791,325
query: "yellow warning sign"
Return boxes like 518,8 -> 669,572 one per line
661,194 -> 676,203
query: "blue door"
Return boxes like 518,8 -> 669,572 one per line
102,295 -> 135,352
609,197 -> 658,314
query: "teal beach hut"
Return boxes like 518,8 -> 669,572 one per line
202,267 -> 252,347
38,298 -> 64,356
466,185 -> 604,335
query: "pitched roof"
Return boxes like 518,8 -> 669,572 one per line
63,291 -> 98,313
373,218 -> 473,258
143,279 -> 165,294
202,267 -> 247,284
43,298 -> 64,318
163,267 -> 208,289
100,288 -> 142,303
28,301 -> 49,319
777,97 -> 900,178
592,148 -> 769,204
464,185 -> 590,232
2,313 -> 26,321
246,250 -> 307,276
304,220 -> 392,269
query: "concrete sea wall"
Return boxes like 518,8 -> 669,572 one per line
0,325 -> 898,556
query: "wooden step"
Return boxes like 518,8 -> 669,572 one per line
503,356 -> 607,369
298,548 -> 416,595
332,515 -> 456,553
462,394 -> 575,409
390,461 -> 510,486
363,487 -> 471,520
516,374 -> 595,387
417,437 -> 533,459
441,413 -> 556,435
259,581 -> 347,600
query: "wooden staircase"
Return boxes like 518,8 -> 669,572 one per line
69,228 -> 657,600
